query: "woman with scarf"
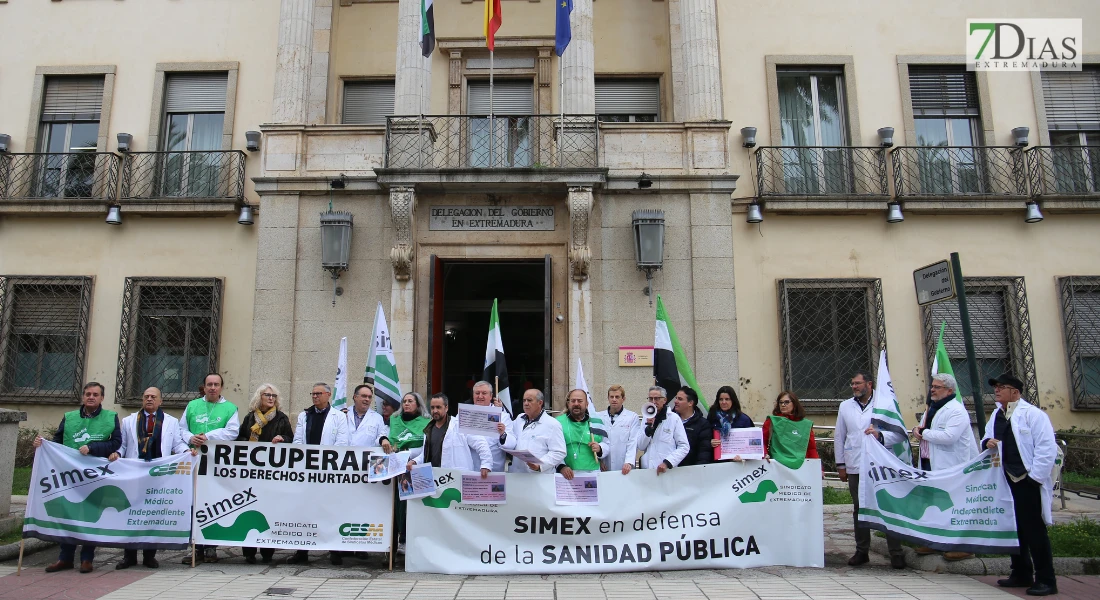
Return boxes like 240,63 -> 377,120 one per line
390,392 -> 430,554
236,383 -> 294,564
763,391 -> 820,469
708,386 -> 755,461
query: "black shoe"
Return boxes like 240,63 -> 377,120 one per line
244,555 -> 257,564
143,557 -> 159,569
261,555 -> 272,564
998,576 -> 1034,588
203,547 -> 219,563
890,555 -> 907,569
1025,583 -> 1057,596
847,552 -> 869,566
115,559 -> 137,570
330,554 -> 343,566
180,554 -> 194,565
286,551 -> 309,565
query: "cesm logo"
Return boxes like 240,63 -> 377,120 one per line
339,523 -> 385,537
967,19 -> 1081,71
149,460 -> 193,477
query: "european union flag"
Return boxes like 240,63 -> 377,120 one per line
555,0 -> 573,57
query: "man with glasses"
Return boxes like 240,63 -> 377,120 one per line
910,373 -> 978,561
637,386 -> 689,475
981,374 -> 1058,597
291,382 -> 350,565
835,370 -> 906,569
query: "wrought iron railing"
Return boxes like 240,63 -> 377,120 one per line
121,150 -> 246,201
891,146 -> 1027,198
385,115 -> 598,169
1026,145 -> 1100,198
754,146 -> 888,197
0,152 -> 120,201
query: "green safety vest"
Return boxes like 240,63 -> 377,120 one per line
767,414 -> 813,470
557,414 -> 604,472
390,415 -> 430,451
184,398 -> 238,436
62,408 -> 117,449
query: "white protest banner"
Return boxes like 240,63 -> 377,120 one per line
719,428 -> 764,461
195,441 -> 393,552
555,474 -> 598,505
407,460 -> 824,574
458,403 -> 504,437
858,437 -> 1018,553
24,441 -> 193,549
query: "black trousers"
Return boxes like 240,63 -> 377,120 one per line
1008,476 -> 1056,587
123,548 -> 156,563
242,547 -> 275,560
848,473 -> 904,557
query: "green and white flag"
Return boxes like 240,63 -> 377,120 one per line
870,348 -> 913,465
483,298 -> 512,418
333,337 -> 349,410
859,437 -> 1018,554
931,321 -> 952,378
364,302 -> 402,413
574,357 -> 606,438
653,295 -> 705,410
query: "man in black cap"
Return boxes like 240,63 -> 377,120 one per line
980,374 -> 1058,597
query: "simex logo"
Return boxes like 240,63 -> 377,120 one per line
149,461 -> 193,477
339,523 -> 385,537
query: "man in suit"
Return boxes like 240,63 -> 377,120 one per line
109,387 -> 189,569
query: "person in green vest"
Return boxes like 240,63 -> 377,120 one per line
179,372 -> 240,564
34,382 -> 121,574
389,392 -> 429,555
762,391 -> 819,469
555,389 -> 608,479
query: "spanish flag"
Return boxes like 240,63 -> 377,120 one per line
484,0 -> 502,50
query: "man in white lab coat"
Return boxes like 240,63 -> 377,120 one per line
637,386 -> 689,473
408,393 -> 493,474
497,388 -> 566,474
596,384 -> 641,474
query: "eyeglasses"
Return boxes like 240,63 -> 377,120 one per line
930,384 -> 948,390
993,384 -> 1016,391
779,400 -> 793,406
310,392 -> 325,397
262,393 -> 278,399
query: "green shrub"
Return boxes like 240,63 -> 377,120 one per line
823,486 -> 853,505
15,427 -> 53,468
11,467 -> 30,496
1049,517 -> 1100,558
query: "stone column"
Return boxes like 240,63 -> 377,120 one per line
679,0 -> 723,121
394,0 -> 431,114
668,0 -> 685,122
389,187 -> 417,386
0,409 -> 27,516
568,187 -> 594,394
561,0 -> 594,114
307,0 -> 334,124
272,0 -> 316,123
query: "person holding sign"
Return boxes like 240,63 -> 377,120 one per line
637,386 -> 689,475
762,391 -> 818,466
472,381 -> 508,471
595,385 -> 641,474
179,372 -> 240,564
498,389 -> 566,474
110,386 -> 189,570
235,384 -> 294,564
408,393 -> 493,476
981,374 -> 1059,597
34,382 -> 121,574
390,392 -> 429,554
708,386 -> 755,461
555,389 -> 608,480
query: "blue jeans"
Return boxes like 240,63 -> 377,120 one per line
59,543 -> 96,563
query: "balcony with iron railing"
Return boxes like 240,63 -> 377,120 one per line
755,146 -> 889,198
0,152 -> 120,206
384,115 -> 599,169
1025,145 -> 1100,204
890,146 -> 1028,201
120,150 -> 246,204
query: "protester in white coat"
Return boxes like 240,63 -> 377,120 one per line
290,382 -> 349,566
408,393 -> 493,474
637,386 -> 689,473
981,374 -> 1058,596
113,387 -> 189,461
471,380 -> 507,471
344,384 -> 391,451
913,373 -> 978,470
596,384 -> 641,474
497,388 -> 566,474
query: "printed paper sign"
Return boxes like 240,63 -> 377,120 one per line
398,464 -> 437,500
367,451 -> 411,482
720,428 -> 765,461
461,473 -> 507,504
458,403 -> 504,438
555,474 -> 599,505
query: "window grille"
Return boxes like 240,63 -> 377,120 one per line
1059,276 -> 1100,411
778,279 -> 887,411
920,277 -> 1037,405
0,276 -> 93,403
115,277 -> 222,407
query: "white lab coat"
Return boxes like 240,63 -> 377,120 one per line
118,411 -> 189,458
473,436 -> 507,472
501,411 -> 566,474
345,408 -> 387,448
981,399 -> 1058,525
919,398 -> 978,470
294,406 -> 350,446
835,395 -> 906,474
637,415 -> 689,469
595,407 -> 641,470
410,418 -> 493,471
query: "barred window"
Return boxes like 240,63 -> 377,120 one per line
0,276 -> 93,402
1059,276 -> 1100,411
921,277 -> 1037,405
115,277 -> 222,407
778,279 -> 887,408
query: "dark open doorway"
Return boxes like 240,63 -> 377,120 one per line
428,258 -> 552,416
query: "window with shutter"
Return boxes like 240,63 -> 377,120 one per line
467,81 -> 535,167
907,66 -> 983,194
1059,277 -> 1100,410
1042,68 -> 1100,132
41,77 -> 104,122
908,67 -> 979,117
342,81 -> 396,125
0,276 -> 93,400
594,79 -> 659,122
467,80 -> 534,115
160,73 -> 228,198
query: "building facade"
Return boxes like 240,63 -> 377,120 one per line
2,0 -> 1099,434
